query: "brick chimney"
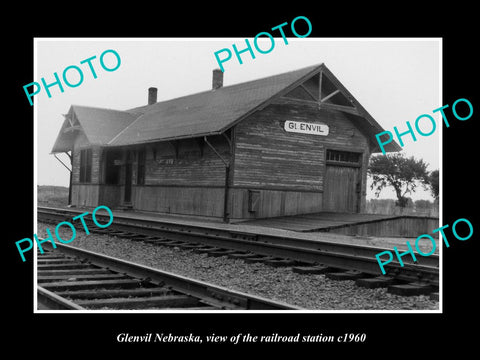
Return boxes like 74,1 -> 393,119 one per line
148,87 -> 157,105
212,69 -> 223,90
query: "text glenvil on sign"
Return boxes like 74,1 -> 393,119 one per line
284,120 -> 329,136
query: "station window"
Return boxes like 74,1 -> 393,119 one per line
137,147 -> 146,185
326,149 -> 361,164
79,148 -> 92,183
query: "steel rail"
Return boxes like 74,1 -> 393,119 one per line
37,206 -> 439,286
37,242 -> 301,310
37,206 -> 439,266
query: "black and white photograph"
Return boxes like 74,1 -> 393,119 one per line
6,8 -> 478,355
33,38 -> 441,313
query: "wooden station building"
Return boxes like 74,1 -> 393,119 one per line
51,63 -> 400,222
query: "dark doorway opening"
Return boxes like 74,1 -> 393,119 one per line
105,149 -> 122,185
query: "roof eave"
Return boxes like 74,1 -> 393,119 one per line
217,64 -> 326,134
107,130 -> 226,148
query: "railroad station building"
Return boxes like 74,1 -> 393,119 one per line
51,63 -> 400,222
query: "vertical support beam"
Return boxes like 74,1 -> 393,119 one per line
204,136 -> 231,223
53,152 -> 73,205
358,149 -> 369,213
223,165 -> 231,223
67,151 -> 72,206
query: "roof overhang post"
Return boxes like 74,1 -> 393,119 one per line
53,153 -> 72,172
203,136 -> 231,223
53,152 -> 73,206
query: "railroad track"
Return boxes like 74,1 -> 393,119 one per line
38,206 -> 440,297
37,243 -> 300,310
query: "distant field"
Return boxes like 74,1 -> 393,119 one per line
37,185 -> 69,206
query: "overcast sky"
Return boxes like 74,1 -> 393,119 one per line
35,38 -> 441,200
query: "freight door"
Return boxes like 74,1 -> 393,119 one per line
323,150 -> 362,213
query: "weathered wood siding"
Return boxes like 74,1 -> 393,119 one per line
71,133 -> 102,207
323,165 -> 360,212
233,98 -> 369,190
229,188 -> 322,219
70,98 -> 371,219
71,184 -> 99,207
133,186 -> 224,217
231,97 -> 370,218
144,137 -> 229,186
98,185 -> 122,208
130,136 -> 230,217
233,101 -> 323,191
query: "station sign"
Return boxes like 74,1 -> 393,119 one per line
284,120 -> 329,136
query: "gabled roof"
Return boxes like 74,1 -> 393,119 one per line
51,63 -> 401,153
51,105 -> 138,153
109,64 -> 321,146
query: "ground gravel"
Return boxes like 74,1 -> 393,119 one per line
37,222 -> 439,311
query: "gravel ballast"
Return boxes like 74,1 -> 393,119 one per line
37,222 -> 439,311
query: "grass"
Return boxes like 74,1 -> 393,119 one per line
37,185 -> 69,206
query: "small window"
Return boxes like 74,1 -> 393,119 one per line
326,150 -> 361,164
79,148 -> 92,183
137,148 -> 146,185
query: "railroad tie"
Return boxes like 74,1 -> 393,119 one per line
387,282 -> 434,296
263,258 -> 299,267
291,265 -> 333,274
41,278 -> 143,292
142,237 -> 169,244
207,249 -> 240,257
75,294 -> 201,310
55,287 -> 173,300
242,255 -> 275,264
37,273 -> 127,283
193,246 -> 222,254
325,270 -> 365,281
227,252 -> 258,259
355,276 -> 396,289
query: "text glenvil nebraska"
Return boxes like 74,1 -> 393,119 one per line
117,333 -> 202,343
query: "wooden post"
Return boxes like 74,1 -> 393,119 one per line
223,165 -> 230,223
204,136 -> 231,223
68,151 -> 72,206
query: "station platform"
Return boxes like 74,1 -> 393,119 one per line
238,212 -> 439,239
102,208 -> 440,253
238,212 -> 398,232
39,205 -> 440,253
